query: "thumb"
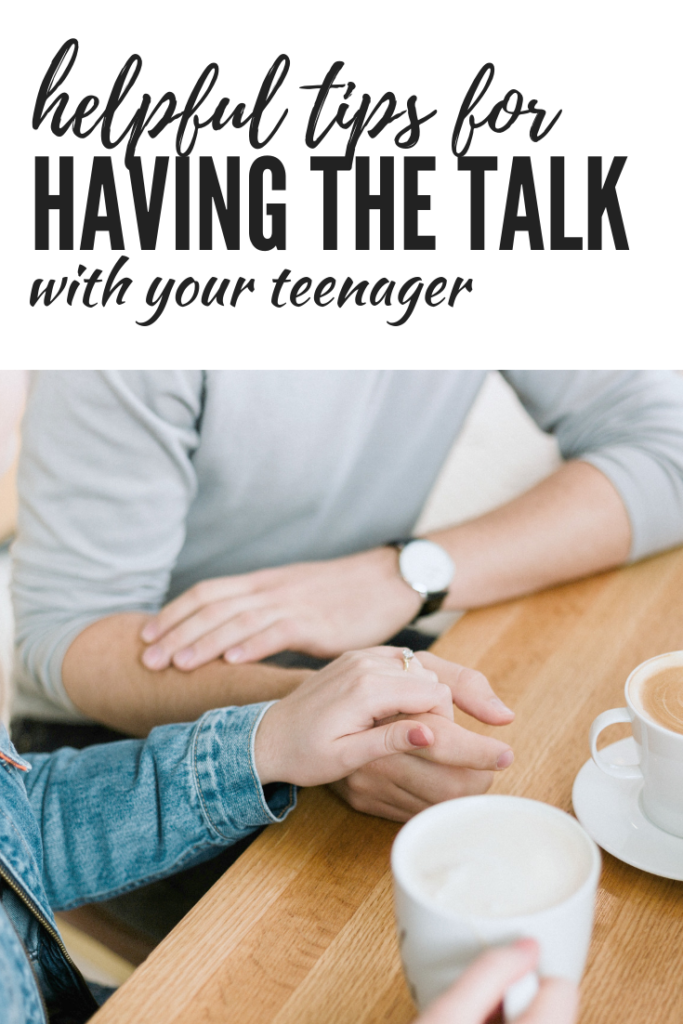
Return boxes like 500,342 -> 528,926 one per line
342,720 -> 435,770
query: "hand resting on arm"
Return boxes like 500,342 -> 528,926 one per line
62,612 -> 312,738
140,461 -> 631,671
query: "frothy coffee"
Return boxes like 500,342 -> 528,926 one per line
406,804 -> 592,918
630,664 -> 683,735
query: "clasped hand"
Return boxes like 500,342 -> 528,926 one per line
253,648 -> 514,798
140,557 -> 515,821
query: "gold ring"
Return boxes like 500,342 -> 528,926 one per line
402,648 -> 415,672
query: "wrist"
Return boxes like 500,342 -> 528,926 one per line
371,546 -> 424,625
253,700 -> 289,786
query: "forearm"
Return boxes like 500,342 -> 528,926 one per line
429,460 -> 631,610
26,704 -> 295,909
62,612 -> 311,736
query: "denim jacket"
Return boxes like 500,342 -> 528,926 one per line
0,703 -> 296,1023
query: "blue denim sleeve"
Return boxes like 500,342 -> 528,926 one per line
22,703 -> 296,910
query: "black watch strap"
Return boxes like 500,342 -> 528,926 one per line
387,539 -> 449,620
416,590 -> 449,617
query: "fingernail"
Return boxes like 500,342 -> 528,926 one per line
142,646 -> 164,669
173,649 -> 194,669
224,648 -> 244,664
518,937 -> 540,954
496,749 -> 514,770
408,727 -> 431,748
513,937 -> 538,955
489,697 -> 514,716
141,623 -> 158,643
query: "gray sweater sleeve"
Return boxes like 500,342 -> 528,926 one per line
500,371 -> 683,561
12,371 -> 204,718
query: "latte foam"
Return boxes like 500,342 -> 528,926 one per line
630,664 -> 683,735
407,804 -> 591,919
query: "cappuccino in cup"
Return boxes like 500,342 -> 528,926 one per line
407,802 -> 592,919
392,796 -> 600,1018
590,651 -> 683,836
629,665 -> 683,735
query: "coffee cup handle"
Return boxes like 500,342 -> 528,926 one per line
590,708 -> 643,779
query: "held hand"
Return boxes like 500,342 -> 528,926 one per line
254,649 -> 514,794
140,549 -> 420,671
254,648 -> 483,787
333,655 -> 515,821
416,940 -> 578,1024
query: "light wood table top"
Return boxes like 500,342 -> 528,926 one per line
93,548 -> 683,1024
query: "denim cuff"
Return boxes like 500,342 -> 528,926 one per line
192,703 -> 297,842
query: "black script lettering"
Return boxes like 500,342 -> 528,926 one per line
247,55 -> 290,148
270,267 -> 292,307
30,277 -> 68,306
388,277 -> 423,326
102,255 -> 133,304
175,277 -> 201,307
452,64 -> 561,157
269,271 -> 473,325
302,62 -> 436,162
448,277 -> 473,305
313,277 -> 336,305
137,273 -> 254,326
290,277 -> 312,306
425,278 -> 447,305
32,40 -> 80,136
369,278 -> 394,306
201,278 -> 231,306
138,277 -> 174,325
33,41 -> 290,168
30,256 -> 132,308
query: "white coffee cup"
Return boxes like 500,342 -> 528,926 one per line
590,651 -> 683,837
391,795 -> 601,1020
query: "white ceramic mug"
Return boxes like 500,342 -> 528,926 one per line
391,795 -> 601,1020
590,651 -> 683,837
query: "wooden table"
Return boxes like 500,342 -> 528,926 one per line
93,548 -> 683,1024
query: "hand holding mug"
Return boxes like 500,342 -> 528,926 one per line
392,796 -> 600,1019
417,941 -> 578,1024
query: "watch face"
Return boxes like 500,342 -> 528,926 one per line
399,540 -> 455,594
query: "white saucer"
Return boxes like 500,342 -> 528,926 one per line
572,738 -> 683,881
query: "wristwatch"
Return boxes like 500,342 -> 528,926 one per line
387,538 -> 455,620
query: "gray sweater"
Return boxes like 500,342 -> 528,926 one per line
12,370 -> 683,722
